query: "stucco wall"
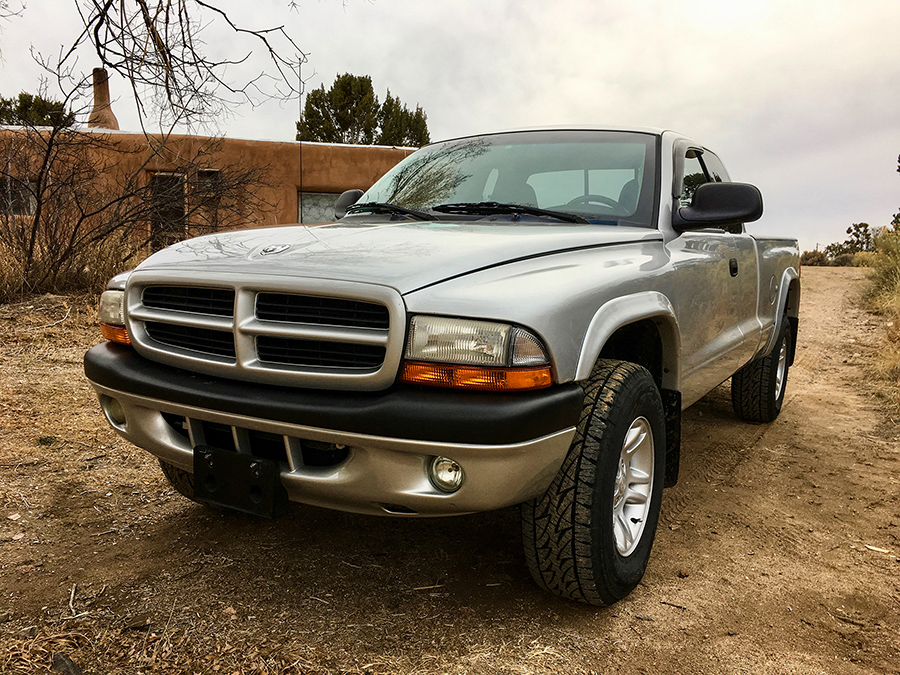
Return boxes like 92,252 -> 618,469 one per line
129,134 -> 414,226
298,142 -> 414,193
0,126 -> 413,228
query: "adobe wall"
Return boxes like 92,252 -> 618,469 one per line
0,126 -> 415,230
299,143 -> 414,193
111,133 -> 414,226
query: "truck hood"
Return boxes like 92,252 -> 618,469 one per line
136,220 -> 663,294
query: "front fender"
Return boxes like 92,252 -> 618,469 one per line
575,291 -> 681,391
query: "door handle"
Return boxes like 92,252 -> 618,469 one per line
729,258 -> 739,277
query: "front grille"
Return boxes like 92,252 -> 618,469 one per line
145,322 -> 236,359
143,286 -> 234,316
161,414 -> 350,467
257,336 -> 385,369
127,275 -> 401,390
256,293 -> 389,329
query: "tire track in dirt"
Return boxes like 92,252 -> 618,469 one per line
660,419 -> 770,527
658,409 -> 829,559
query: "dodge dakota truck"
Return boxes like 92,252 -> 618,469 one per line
84,127 -> 800,606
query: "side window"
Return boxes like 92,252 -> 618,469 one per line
679,150 -> 710,207
700,152 -> 730,183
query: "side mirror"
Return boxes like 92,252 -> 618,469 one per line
334,189 -> 364,220
674,182 -> 763,231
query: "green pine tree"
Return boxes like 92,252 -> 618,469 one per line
297,75 -> 429,147
0,92 -> 75,127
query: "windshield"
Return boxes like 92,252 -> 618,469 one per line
359,130 -> 659,226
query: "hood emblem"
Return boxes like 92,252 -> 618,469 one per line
259,244 -> 291,256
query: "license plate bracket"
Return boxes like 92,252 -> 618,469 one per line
192,445 -> 288,518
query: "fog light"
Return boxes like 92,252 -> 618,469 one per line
100,395 -> 127,427
429,456 -> 463,493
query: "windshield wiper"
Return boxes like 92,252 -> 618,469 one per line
345,201 -> 431,221
432,202 -> 589,224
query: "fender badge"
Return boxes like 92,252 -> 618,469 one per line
259,244 -> 291,256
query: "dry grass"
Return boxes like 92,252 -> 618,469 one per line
863,230 -> 900,411
0,238 -> 149,304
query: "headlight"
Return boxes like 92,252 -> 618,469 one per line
99,290 -> 125,325
98,289 -> 131,345
401,316 -> 552,391
405,316 -> 549,367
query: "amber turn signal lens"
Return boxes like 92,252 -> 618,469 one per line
400,361 -> 552,391
100,322 -> 131,346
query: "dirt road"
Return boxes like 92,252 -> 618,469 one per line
1,267 -> 898,674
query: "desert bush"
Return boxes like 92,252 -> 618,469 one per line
0,235 -> 148,303
867,229 -> 900,298
0,241 -> 24,303
864,228 -> 900,407
801,250 -> 829,266
830,253 -> 855,267
852,251 -> 878,267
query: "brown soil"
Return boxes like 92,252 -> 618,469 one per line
1,266 -> 898,674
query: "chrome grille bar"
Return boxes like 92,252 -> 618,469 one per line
124,271 -> 406,391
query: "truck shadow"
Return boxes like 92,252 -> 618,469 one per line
140,496 -> 609,624
98,390 -> 749,637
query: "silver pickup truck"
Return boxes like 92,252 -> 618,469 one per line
84,127 -> 800,606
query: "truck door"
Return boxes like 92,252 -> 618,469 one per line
667,147 -> 750,407
701,150 -> 761,368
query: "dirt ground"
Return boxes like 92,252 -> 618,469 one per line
1,266 -> 898,674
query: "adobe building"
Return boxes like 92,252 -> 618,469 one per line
2,69 -> 414,247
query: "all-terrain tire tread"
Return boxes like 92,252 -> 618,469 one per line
158,459 -> 198,501
731,322 -> 790,423
522,360 -> 651,606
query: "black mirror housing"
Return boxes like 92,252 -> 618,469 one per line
334,189 -> 364,220
674,182 -> 763,231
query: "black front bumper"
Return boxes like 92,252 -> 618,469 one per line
83,343 -> 584,445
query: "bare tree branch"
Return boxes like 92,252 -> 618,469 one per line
0,0 -> 25,21
59,0 -> 307,128
0,72 -> 276,300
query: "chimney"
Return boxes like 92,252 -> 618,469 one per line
87,67 -> 119,130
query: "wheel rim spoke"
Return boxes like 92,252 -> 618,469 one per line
625,491 -> 648,505
623,426 -> 647,456
615,510 -> 634,547
612,416 -> 654,557
775,339 -> 788,400
628,468 -> 651,486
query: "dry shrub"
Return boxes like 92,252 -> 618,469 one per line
0,236 -> 148,304
0,241 -> 25,303
830,253 -> 855,267
865,229 -> 900,409
868,230 -> 900,292
1,124 -> 273,305
801,249 -> 829,266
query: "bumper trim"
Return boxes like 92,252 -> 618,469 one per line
90,381 -> 576,516
84,342 -> 583,445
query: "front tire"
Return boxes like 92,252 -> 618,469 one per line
731,320 -> 791,423
522,360 -> 666,606
158,459 -> 199,502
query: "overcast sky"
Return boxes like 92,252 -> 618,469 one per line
2,0 -> 898,252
